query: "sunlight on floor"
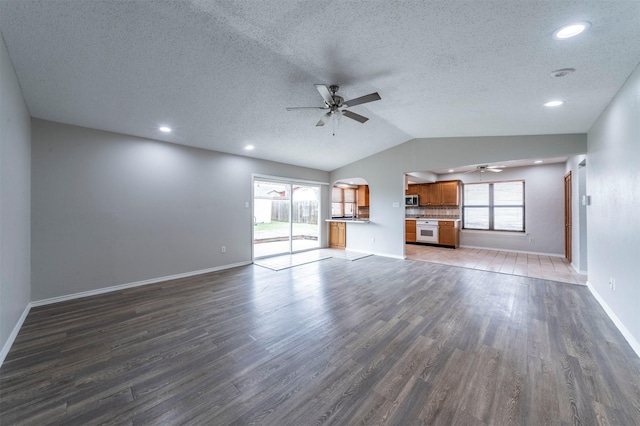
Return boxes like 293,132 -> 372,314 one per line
254,249 -> 371,271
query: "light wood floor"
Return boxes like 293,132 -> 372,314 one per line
1,257 -> 638,425
406,244 -> 587,285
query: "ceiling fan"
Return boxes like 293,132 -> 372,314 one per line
464,165 -> 504,174
286,84 -> 381,130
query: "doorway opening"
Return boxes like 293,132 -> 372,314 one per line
253,178 -> 321,258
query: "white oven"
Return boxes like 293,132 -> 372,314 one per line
416,220 -> 438,244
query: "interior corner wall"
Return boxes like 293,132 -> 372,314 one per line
0,31 -> 31,359
31,119 -> 329,301
587,62 -> 640,350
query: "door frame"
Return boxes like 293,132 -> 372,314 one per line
251,174 -> 328,260
564,171 -> 572,263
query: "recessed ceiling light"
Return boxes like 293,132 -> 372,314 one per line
244,145 -> 255,150
159,126 -> 172,133
553,22 -> 591,40
448,169 -> 454,173
544,100 -> 564,107
534,160 -> 543,164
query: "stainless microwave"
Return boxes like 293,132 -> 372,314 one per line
405,195 -> 419,206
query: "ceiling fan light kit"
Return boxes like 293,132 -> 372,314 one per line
287,84 -> 381,135
463,165 -> 504,174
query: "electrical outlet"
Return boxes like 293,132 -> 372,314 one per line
221,246 -> 226,253
529,237 -> 535,243
372,237 -> 375,243
609,277 -> 615,291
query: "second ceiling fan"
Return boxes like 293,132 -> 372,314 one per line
464,165 -> 504,174
286,84 -> 381,128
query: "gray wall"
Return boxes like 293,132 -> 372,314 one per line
31,119 -> 329,300
448,162 -> 566,255
587,62 -> 640,348
330,134 -> 587,258
0,32 -> 31,357
566,154 -> 588,273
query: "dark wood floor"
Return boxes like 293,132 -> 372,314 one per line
1,256 -> 639,425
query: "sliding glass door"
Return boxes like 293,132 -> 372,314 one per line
253,179 -> 320,258
291,184 -> 320,252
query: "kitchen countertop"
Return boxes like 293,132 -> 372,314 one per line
405,217 -> 460,221
326,218 -> 371,223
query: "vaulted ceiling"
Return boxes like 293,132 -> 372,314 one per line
1,1 -> 639,171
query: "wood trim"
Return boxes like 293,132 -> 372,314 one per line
564,172 -> 572,262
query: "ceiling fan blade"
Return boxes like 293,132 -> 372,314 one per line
286,106 -> 328,111
342,110 -> 369,124
343,92 -> 381,108
316,112 -> 331,127
487,168 -> 503,172
315,84 -> 335,106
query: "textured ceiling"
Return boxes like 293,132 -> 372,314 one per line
1,1 -> 639,171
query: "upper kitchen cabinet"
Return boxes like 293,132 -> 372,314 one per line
406,184 -> 429,205
426,183 -> 441,206
407,180 -> 460,206
417,185 -> 430,206
405,184 -> 418,196
439,180 -> 460,206
357,185 -> 369,207
422,180 -> 461,206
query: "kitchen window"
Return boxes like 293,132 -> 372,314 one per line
463,181 -> 525,231
332,187 -> 356,218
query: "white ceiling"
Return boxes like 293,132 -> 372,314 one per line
1,1 -> 639,171
429,156 -> 570,176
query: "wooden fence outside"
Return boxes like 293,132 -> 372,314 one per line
271,200 -> 318,224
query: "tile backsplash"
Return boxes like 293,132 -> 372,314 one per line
405,206 -> 460,218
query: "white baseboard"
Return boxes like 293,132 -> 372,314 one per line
586,281 -> 640,359
31,261 -> 252,307
570,262 -> 587,275
0,303 -> 31,368
459,244 -> 564,258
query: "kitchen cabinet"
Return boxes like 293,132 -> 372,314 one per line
424,181 -> 460,206
405,183 -> 431,206
407,181 -> 460,206
405,220 -> 416,243
329,221 -> 346,248
417,184 -> 430,206
440,181 -> 460,206
406,184 -> 419,197
358,185 -> 369,207
438,220 -> 459,247
427,183 -> 441,205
